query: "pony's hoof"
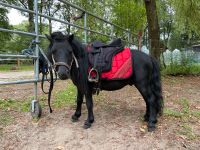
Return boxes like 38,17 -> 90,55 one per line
83,121 -> 91,129
148,126 -> 156,132
71,115 -> 79,122
147,122 -> 156,132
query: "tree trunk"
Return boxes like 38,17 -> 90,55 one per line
144,0 -> 160,60
17,58 -> 20,68
28,0 -> 34,32
65,5 -> 71,34
39,0 -> 43,34
49,19 -> 52,34
161,51 -> 166,68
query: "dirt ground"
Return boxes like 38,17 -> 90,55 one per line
0,71 -> 200,150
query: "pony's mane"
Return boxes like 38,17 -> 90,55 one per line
70,36 -> 85,58
50,32 -> 66,41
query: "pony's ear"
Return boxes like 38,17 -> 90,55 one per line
45,34 -> 52,42
68,34 -> 74,42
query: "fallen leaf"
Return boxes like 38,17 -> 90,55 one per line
140,128 -> 145,132
56,146 -> 64,150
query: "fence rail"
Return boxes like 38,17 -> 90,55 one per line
0,1 -> 133,43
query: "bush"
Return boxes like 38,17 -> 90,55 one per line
162,64 -> 200,75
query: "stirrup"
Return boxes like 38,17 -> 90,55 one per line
88,68 -> 99,82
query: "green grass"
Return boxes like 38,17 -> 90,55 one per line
53,82 -> 77,108
192,111 -> 200,118
177,123 -> 196,140
0,112 -> 15,126
164,108 -> 183,118
164,98 -> 195,118
0,98 -> 33,112
162,64 -> 200,76
164,98 -> 200,140
0,98 -> 31,127
0,82 -> 76,126
0,82 -> 76,113
179,98 -> 190,114
0,64 -> 33,71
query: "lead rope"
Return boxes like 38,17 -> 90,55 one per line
48,67 -> 53,113
39,47 -> 54,113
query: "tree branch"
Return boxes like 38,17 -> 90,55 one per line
19,0 -> 27,9
72,11 -> 85,21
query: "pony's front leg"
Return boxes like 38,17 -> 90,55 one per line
71,89 -> 83,122
83,91 -> 94,129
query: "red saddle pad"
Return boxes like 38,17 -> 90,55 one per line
101,48 -> 132,80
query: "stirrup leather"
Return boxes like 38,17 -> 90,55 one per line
88,68 -> 99,82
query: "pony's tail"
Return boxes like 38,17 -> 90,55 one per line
151,57 -> 164,116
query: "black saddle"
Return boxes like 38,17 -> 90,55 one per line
87,38 -> 124,82
92,38 -> 123,48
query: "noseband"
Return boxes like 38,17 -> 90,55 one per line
51,53 -> 79,71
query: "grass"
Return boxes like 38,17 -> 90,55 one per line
178,123 -> 196,140
164,108 -> 183,118
0,112 -> 15,126
0,82 -> 76,113
164,98 -> 195,118
53,82 -> 77,108
0,98 -> 29,127
162,64 -> 200,76
164,98 -> 200,140
0,64 -> 33,71
0,98 -> 33,112
0,82 -> 76,126
191,111 -> 200,118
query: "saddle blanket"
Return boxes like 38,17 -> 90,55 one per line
100,47 -> 132,80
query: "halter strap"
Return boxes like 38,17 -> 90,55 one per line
51,53 -> 79,70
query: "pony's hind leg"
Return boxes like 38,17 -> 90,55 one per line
71,89 -> 83,122
146,92 -> 157,131
135,84 -> 158,131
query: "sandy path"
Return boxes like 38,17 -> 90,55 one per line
0,72 -> 200,149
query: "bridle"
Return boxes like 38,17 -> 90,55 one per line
51,52 -> 79,72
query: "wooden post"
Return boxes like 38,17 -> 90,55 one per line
17,58 -> 20,68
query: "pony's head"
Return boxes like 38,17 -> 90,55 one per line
46,32 -> 75,80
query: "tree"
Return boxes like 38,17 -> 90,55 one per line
2,21 -> 49,53
112,0 -> 161,60
157,0 -> 174,67
0,7 -> 12,51
71,0 -> 114,42
112,0 -> 146,47
10,0 -> 35,32
144,0 -> 160,60
169,0 -> 200,46
43,0 -> 61,34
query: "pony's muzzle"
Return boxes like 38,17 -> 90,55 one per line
57,66 -> 70,80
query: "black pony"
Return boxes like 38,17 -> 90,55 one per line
46,32 -> 163,132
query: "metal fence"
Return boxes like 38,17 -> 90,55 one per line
0,0 -> 133,115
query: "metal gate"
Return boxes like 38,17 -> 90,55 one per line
0,0 -> 133,117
